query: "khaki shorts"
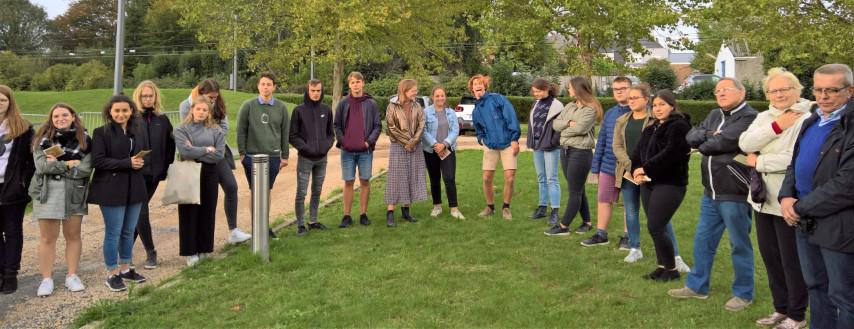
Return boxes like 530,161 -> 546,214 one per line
482,146 -> 518,171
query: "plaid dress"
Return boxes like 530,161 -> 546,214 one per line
384,142 -> 428,204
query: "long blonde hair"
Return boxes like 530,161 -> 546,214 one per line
132,80 -> 164,115
182,95 -> 218,128
397,79 -> 418,105
0,85 -> 31,140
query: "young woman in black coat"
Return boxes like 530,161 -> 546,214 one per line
0,85 -> 36,294
87,95 -> 149,292
630,89 -> 691,282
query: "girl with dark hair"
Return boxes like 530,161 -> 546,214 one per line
88,95 -> 149,292
180,80 -> 249,244
0,85 -> 36,294
545,77 -> 598,236
132,80 -> 175,269
30,104 -> 92,297
527,78 -> 563,225
630,89 -> 692,282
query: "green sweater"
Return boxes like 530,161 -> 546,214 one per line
236,97 -> 290,158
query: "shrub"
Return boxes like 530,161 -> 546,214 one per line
0,52 -> 45,90
640,58 -> 677,92
677,80 -> 717,100
67,60 -> 112,90
30,64 -> 77,91
132,63 -> 157,82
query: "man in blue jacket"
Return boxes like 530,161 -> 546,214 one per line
779,63 -> 854,329
469,75 -> 521,220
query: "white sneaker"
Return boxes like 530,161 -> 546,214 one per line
228,228 -> 251,244
674,256 -> 691,273
65,274 -> 86,292
37,278 -> 54,297
450,208 -> 466,220
774,318 -> 807,329
430,206 -> 442,217
624,248 -> 643,263
186,254 -> 200,266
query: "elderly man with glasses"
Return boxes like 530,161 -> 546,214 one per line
779,63 -> 854,329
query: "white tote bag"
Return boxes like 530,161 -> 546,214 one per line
161,160 -> 201,205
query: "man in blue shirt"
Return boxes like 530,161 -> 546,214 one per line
779,63 -> 854,329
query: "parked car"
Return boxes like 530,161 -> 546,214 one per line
676,73 -> 720,93
388,95 -> 432,109
455,96 -> 476,132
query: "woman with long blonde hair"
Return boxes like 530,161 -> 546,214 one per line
384,79 -> 428,227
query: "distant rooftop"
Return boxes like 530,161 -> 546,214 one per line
669,52 -> 695,64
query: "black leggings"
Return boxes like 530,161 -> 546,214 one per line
135,175 -> 160,252
424,150 -> 458,207
0,200 -> 27,273
640,183 -> 686,269
756,211 -> 807,321
560,147 -> 592,226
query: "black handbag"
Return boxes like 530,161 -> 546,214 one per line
749,169 -> 767,204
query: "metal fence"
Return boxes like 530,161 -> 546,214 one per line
23,111 -> 184,129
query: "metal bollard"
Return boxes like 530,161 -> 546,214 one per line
250,154 -> 270,262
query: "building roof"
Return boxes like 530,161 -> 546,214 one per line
725,41 -> 758,58
669,52 -> 695,64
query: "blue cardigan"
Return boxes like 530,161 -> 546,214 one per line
591,104 -> 629,176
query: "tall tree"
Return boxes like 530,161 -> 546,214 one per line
175,0 -> 475,108
50,0 -> 116,50
0,0 -> 50,52
477,0 -> 678,79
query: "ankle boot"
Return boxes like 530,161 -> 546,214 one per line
2,271 -> 18,294
386,211 -> 396,227
530,206 -> 547,219
401,207 -> 417,222
548,208 -> 560,226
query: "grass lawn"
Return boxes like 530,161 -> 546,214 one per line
73,151 -> 773,328
14,89 -> 296,148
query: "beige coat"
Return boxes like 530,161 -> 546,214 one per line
612,110 -> 654,188
738,99 -> 813,215
553,102 -> 596,149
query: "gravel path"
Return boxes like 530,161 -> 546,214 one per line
0,134 -> 497,328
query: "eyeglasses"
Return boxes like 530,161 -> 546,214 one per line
627,96 -> 645,101
140,95 -> 155,99
812,87 -> 849,96
766,87 -> 795,95
714,87 -> 739,94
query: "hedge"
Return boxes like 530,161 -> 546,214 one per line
277,93 -> 770,125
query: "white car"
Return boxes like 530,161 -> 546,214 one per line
455,96 -> 476,132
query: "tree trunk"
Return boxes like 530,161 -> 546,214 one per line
332,59 -> 345,110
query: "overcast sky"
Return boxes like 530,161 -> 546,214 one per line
31,0 -> 69,19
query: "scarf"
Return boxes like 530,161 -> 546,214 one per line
40,127 -> 90,161
531,96 -> 554,142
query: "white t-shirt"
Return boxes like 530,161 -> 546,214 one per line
0,120 -> 13,183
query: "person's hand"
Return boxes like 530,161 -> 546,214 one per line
434,143 -> 446,153
364,142 -> 370,149
712,129 -> 722,136
780,197 -> 800,225
46,155 -> 57,162
185,140 -> 193,147
66,160 -> 80,168
206,146 -> 216,153
632,168 -> 646,185
568,120 -> 577,128
240,155 -> 245,162
746,153 -> 758,167
587,173 -> 599,185
131,157 -> 145,170
511,141 -> 520,155
279,159 -> 288,170
775,111 -> 803,130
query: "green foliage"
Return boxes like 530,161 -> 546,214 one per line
50,0 -> 116,50
30,64 -> 77,91
438,73 -> 472,98
132,63 -> 158,81
0,51 -> 45,90
0,0 -> 49,51
676,80 -> 717,100
67,60 -> 112,90
639,58 -> 677,92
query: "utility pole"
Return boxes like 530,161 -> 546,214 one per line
310,46 -> 315,80
231,14 -> 238,91
112,0 -> 127,95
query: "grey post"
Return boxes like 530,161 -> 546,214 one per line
250,154 -> 270,262
112,0 -> 126,95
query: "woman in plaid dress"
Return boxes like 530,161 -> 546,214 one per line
384,79 -> 428,227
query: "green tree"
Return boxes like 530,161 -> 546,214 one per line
639,58 -> 676,92
174,0 -> 475,108
50,0 -> 116,50
0,0 -> 50,52
477,0 -> 678,79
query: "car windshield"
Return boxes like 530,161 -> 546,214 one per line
459,96 -> 476,105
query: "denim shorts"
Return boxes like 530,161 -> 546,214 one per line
340,150 -> 373,181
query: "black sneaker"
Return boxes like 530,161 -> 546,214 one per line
643,267 -> 666,280
119,269 -> 146,283
269,228 -> 278,240
544,225 -> 570,236
581,233 -> 609,247
308,222 -> 327,230
296,225 -> 308,236
530,206 -> 547,219
618,235 -> 630,251
105,275 -> 127,292
339,215 -> 353,228
386,211 -> 396,228
654,269 -> 681,282
359,214 -> 371,226
574,222 -> 593,234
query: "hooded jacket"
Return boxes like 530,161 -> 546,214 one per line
472,92 -> 521,149
686,101 -> 758,201
334,93 -> 381,152
290,91 -> 334,161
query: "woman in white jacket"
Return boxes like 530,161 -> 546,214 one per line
738,68 -> 811,329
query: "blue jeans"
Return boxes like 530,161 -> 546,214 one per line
796,230 -> 854,329
340,150 -> 373,181
241,155 -> 281,190
533,149 -> 561,208
685,195 -> 754,299
621,179 -> 680,254
101,203 -> 142,270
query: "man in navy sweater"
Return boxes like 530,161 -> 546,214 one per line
779,63 -> 854,329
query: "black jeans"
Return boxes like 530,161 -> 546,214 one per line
135,175 -> 160,252
0,199 -> 27,273
424,150 -> 458,207
756,211 -> 808,321
216,159 -> 239,230
640,183 -> 686,269
178,163 -> 218,256
560,147 -> 591,226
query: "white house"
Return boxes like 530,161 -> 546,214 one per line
714,42 -> 764,86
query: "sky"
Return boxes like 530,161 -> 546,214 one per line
31,0 -> 69,19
